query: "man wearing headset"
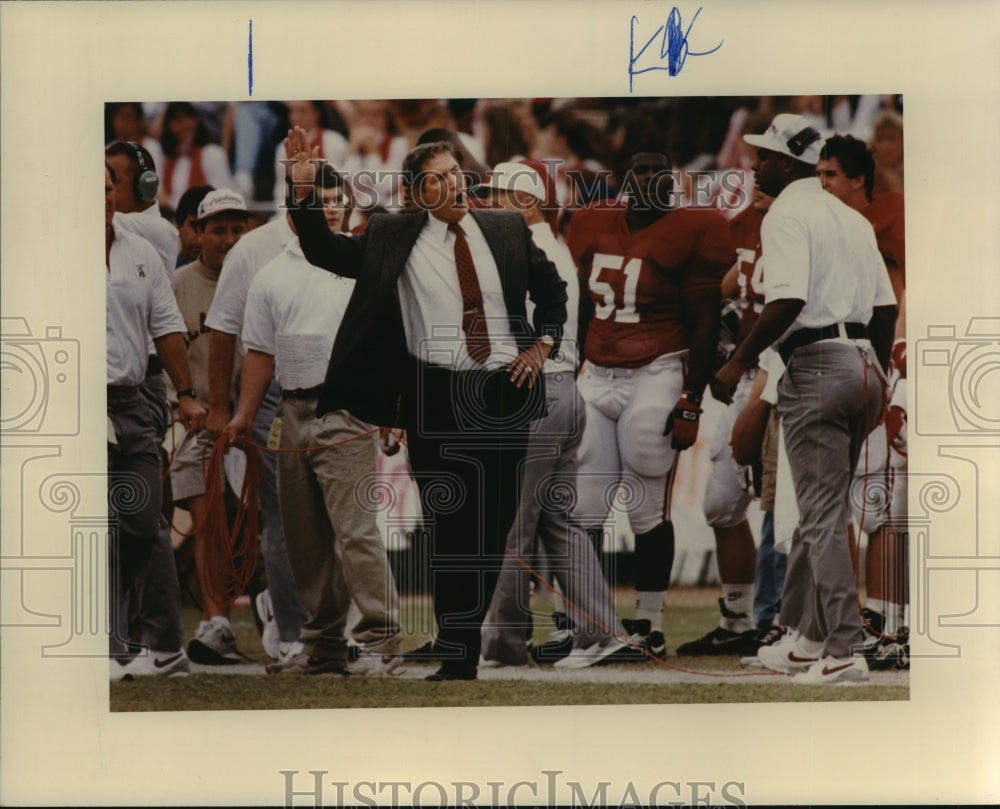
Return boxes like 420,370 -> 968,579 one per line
105,141 -> 191,678
105,141 -> 179,277
713,114 -> 897,684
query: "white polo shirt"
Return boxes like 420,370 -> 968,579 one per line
106,223 -> 185,386
204,214 -> 297,353
242,242 -> 356,390
113,203 -> 179,278
398,213 -> 517,370
762,177 -> 895,339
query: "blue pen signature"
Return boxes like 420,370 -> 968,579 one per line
629,7 -> 723,92
248,19 -> 254,96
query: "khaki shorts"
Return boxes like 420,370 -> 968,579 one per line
168,428 -> 214,504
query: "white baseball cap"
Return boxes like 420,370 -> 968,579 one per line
197,188 -> 248,221
472,162 -> 546,202
743,113 -> 825,165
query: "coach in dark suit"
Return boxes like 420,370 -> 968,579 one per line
284,127 -> 568,680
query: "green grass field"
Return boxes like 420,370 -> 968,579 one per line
110,589 -> 908,711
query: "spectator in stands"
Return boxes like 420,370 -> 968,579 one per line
870,110 -> 904,193
341,99 -> 410,212
106,103 -> 164,183
481,100 -> 539,167
272,101 -> 349,207
158,102 -> 232,212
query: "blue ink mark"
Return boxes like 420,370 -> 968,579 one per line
629,7 -> 723,92
248,20 -> 254,96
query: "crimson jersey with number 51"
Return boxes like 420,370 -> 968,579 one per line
567,202 -> 733,368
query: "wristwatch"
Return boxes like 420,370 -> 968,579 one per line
682,389 -> 703,407
539,335 -> 555,347
177,388 -> 198,400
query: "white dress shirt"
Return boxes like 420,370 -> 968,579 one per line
398,213 -> 517,370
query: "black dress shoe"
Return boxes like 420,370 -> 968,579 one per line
425,665 -> 477,681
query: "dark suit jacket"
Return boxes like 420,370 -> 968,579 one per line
289,192 -> 568,426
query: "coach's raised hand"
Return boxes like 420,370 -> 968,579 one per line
283,125 -> 321,201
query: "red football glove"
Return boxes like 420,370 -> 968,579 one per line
886,404 -> 906,449
664,391 -> 703,451
890,339 -> 907,379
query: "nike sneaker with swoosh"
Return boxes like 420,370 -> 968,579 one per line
346,646 -> 405,677
255,590 -> 281,660
187,617 -> 243,665
120,649 -> 190,679
792,655 -> 870,684
620,618 -> 668,660
676,625 -> 762,656
755,632 -> 819,674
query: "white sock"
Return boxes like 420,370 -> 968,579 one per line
797,636 -> 825,658
865,597 -> 888,617
210,615 -> 232,630
197,620 -> 210,636
634,591 -> 667,628
720,583 -> 755,631
885,602 -> 906,635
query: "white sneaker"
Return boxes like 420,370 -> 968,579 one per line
755,632 -> 819,675
121,649 -> 190,679
792,655 -> 870,684
110,658 -> 128,683
554,637 -> 633,670
278,640 -> 304,662
345,651 -> 404,677
187,617 -> 242,665
255,590 -> 280,660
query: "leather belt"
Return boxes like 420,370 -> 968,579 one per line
146,355 -> 163,376
281,385 -> 324,400
778,322 -> 867,364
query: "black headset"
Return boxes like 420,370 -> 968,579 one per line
125,141 -> 160,202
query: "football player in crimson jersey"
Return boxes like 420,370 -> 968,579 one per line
677,186 -> 778,656
817,134 -> 909,667
566,152 -> 731,657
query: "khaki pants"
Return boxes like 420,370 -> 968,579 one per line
276,398 -> 400,660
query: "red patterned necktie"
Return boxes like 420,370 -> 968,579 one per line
449,222 -> 491,365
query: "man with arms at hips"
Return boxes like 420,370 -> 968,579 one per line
566,152 -> 731,658
105,164 -> 205,678
283,126 -> 567,681
225,169 -> 403,677
713,114 -> 897,684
